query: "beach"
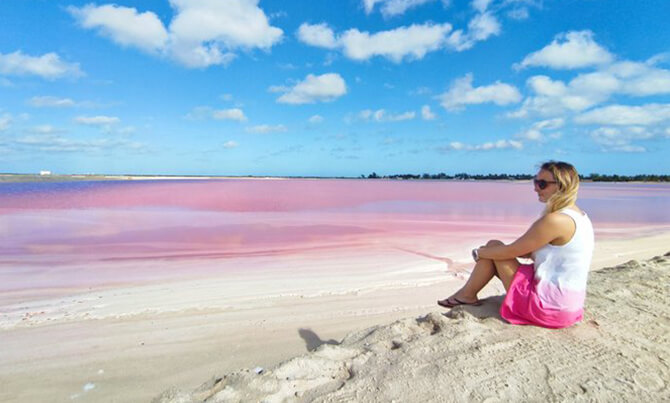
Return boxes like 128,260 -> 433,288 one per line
0,233 -> 668,402
5,0 -> 670,400
155,248 -> 670,403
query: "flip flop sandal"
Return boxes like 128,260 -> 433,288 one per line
437,297 -> 482,308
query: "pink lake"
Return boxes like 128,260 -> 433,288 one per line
1,179 -> 669,303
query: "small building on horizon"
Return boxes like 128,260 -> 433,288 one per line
39,170 -> 52,176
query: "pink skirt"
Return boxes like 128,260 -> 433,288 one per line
500,264 -> 583,329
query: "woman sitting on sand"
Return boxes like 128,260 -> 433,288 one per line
438,161 -> 594,329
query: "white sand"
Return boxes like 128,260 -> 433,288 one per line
0,233 -> 668,402
155,251 -> 670,402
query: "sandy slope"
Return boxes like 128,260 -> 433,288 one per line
155,252 -> 670,403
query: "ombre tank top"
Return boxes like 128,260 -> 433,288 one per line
531,208 -> 595,311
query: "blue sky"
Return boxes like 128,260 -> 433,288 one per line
1,0 -> 669,176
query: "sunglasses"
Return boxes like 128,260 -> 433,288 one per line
533,179 -> 557,190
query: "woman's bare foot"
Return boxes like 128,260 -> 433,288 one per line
437,291 -> 481,308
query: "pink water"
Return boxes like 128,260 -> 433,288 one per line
1,179 -> 668,299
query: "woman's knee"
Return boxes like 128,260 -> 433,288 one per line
486,239 -> 504,247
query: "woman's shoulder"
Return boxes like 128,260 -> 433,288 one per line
542,210 -> 576,221
536,206 -> 585,227
538,210 -> 577,230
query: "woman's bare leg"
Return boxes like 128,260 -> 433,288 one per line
451,258 -> 496,302
493,257 -> 521,291
439,240 -> 520,304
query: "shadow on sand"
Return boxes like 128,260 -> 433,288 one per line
440,295 -> 506,322
298,328 -> 340,352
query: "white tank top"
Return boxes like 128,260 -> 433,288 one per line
531,208 -> 595,310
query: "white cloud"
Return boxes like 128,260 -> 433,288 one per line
173,0 -> 281,55
0,51 -> 82,79
74,115 -> 120,125
169,43 -> 237,68
421,105 -> 436,120
212,108 -> 247,121
308,115 -> 324,123
277,62 -> 298,70
516,30 -> 614,70
363,0 -> 379,13
363,0 -> 436,17
507,7 -> 529,20
575,104 -> 670,126
14,134 -> 145,153
444,12 -> 501,51
439,73 -> 522,111
275,73 -> 347,104
358,109 -> 416,122
169,0 -> 282,68
509,93 -> 597,118
223,140 -> 239,148
340,23 -> 452,62
472,0 -> 493,13
0,114 -> 11,131
517,118 -> 564,141
322,53 -> 338,66
246,124 -> 287,133
535,117 -> 565,130
568,71 -> 620,95
590,126 -> 654,152
186,106 -> 247,121
518,128 -> 542,141
443,139 -> 523,151
299,14 -> 502,61
299,22 -> 453,63
444,30 -> 467,51
69,0 -> 283,68
185,106 -> 214,120
509,60 -> 670,118
28,96 -> 76,108
68,4 -> 168,52
410,86 -> 432,95
467,12 -> 500,41
611,60 -> 670,96
388,111 -> 415,121
297,23 -> 338,49
268,85 -> 288,93
26,125 -> 69,135
527,75 -> 567,97
269,11 -> 288,20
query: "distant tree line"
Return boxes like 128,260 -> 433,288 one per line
585,173 -> 669,182
361,172 -> 669,182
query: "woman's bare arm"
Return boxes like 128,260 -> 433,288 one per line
477,213 -> 574,260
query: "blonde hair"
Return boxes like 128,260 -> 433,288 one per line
540,161 -> 580,214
